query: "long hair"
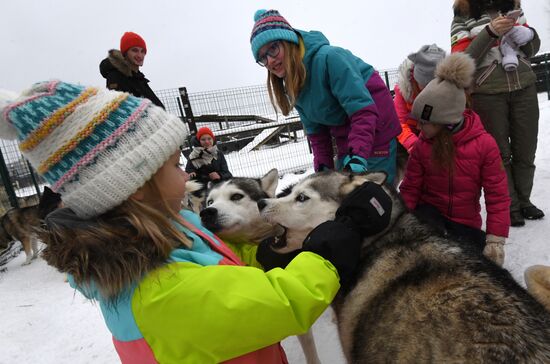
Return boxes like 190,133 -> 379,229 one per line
267,40 -> 306,116
40,178 -> 192,301
431,128 -> 456,175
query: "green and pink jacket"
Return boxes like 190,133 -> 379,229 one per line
69,210 -> 339,363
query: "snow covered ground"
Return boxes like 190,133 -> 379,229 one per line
0,94 -> 549,363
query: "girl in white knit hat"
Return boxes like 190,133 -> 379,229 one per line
399,53 -> 510,267
0,81 -> 370,363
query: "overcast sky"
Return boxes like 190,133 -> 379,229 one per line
2,0 -> 549,93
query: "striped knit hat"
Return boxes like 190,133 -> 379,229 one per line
250,9 -> 299,61
0,81 -> 188,218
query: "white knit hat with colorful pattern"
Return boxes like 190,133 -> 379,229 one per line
0,80 -> 188,218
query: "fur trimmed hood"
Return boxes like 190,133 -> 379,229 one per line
100,49 -> 135,78
453,0 -> 521,18
397,58 -> 415,104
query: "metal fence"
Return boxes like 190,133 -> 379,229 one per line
155,68 -> 400,178
1,54 -> 548,212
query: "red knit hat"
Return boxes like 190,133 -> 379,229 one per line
196,127 -> 215,141
120,32 -> 147,55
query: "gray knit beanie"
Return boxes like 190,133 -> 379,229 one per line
408,44 -> 446,88
412,53 -> 476,125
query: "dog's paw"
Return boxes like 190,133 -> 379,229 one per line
21,259 -> 31,266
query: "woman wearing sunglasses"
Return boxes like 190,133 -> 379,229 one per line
250,9 -> 401,184
399,53 -> 510,267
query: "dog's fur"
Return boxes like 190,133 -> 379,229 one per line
184,180 -> 205,214
200,169 -> 282,244
199,169 -> 323,364
0,187 -> 61,265
258,171 -> 550,363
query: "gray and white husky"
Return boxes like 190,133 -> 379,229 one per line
199,169 -> 324,364
258,170 -> 550,363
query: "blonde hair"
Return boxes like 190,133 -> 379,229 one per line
267,40 -> 306,116
40,178 -> 192,301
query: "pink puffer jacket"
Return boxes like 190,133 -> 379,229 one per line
399,109 -> 510,237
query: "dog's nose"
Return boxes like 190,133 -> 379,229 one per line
200,207 -> 217,223
257,199 -> 267,211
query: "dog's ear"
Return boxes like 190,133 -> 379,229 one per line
260,169 -> 279,197
365,171 -> 388,185
341,171 -> 388,196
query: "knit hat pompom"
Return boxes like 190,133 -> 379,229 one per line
435,52 -> 476,89
120,32 -> 147,55
411,53 -> 476,126
250,9 -> 299,61
254,9 -> 268,22
0,89 -> 20,140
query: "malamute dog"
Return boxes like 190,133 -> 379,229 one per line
0,186 -> 61,265
258,170 -> 550,363
200,169 -> 324,364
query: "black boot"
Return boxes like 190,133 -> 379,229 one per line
510,210 -> 525,227
521,206 -> 545,220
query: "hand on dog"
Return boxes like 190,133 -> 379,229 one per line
483,234 -> 505,267
335,181 -> 393,237
302,220 -> 362,286
256,238 -> 301,271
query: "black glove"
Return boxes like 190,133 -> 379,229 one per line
335,181 -> 392,236
302,220 -> 362,286
301,181 -> 393,285
256,237 -> 301,271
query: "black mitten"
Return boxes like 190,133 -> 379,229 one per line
335,181 -> 392,236
256,238 -> 301,271
302,220 -> 362,286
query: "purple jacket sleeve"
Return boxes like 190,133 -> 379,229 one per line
347,104 -> 379,160
308,128 -> 334,171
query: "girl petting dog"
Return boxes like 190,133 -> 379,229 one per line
0,80 -> 374,363
399,53 -> 511,266
250,9 -> 401,184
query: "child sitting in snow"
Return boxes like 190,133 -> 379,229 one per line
185,126 -> 232,186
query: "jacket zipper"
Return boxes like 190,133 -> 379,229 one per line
475,60 -> 498,87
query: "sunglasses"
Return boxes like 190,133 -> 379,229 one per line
257,41 -> 281,67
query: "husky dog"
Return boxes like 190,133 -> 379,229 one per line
258,170 -> 550,363
200,169 -> 323,364
200,169 -> 282,244
0,186 -> 62,265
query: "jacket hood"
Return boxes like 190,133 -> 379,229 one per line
99,49 -> 135,78
41,207 -> 172,301
397,58 -> 415,103
453,0 -> 520,18
296,29 -> 330,66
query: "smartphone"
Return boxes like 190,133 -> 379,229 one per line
506,9 -> 522,21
